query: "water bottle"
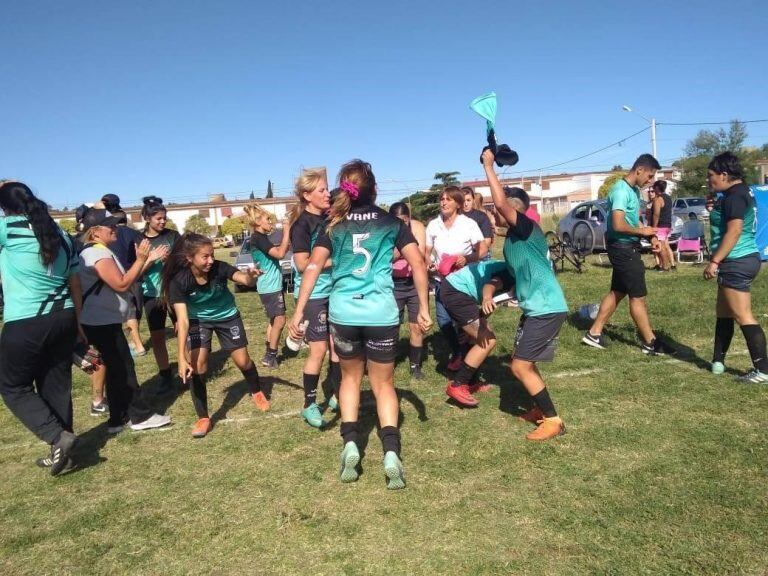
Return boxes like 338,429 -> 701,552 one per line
578,303 -> 599,320
286,320 -> 309,352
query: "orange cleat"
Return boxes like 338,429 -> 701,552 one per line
191,417 -> 211,438
468,382 -> 492,394
525,416 -> 566,441
445,382 -> 479,407
517,407 -> 544,424
252,391 -> 271,412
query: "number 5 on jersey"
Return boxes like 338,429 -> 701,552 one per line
352,233 -> 372,276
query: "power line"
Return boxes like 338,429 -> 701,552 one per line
658,119 -> 768,127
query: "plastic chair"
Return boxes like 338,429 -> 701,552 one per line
676,237 -> 703,264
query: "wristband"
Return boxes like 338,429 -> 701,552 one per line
711,260 -> 720,266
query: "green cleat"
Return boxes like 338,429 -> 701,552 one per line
301,403 -> 325,428
711,361 -> 725,375
339,442 -> 360,483
383,451 -> 406,490
327,395 -> 339,413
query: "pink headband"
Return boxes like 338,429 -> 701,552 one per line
340,180 -> 359,200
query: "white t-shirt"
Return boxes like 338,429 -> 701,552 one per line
79,244 -> 133,326
426,214 -> 484,264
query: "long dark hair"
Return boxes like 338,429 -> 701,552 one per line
0,181 -> 62,266
160,232 -> 212,305
328,159 -> 377,231
141,196 -> 167,232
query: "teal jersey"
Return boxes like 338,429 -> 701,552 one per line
316,205 -> 416,326
167,260 -> 239,321
141,228 -> 179,298
502,212 -> 568,317
290,210 -> 332,299
446,260 -> 509,303
709,183 -> 759,260
249,231 -> 283,294
606,179 -> 641,244
0,216 -> 78,322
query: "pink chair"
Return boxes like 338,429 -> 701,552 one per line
676,237 -> 703,264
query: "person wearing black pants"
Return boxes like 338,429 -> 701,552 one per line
0,181 -> 81,475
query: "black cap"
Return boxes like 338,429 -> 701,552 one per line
80,208 -> 122,235
101,193 -> 121,212
503,186 -> 530,210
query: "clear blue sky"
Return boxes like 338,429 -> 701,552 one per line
2,0 -> 767,209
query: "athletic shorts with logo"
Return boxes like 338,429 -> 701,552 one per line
304,297 -> 329,342
394,279 -> 419,323
144,296 -> 177,332
188,313 -> 248,351
717,253 -> 761,292
513,312 -> 566,362
329,323 -> 399,363
439,280 -> 481,327
607,242 -> 647,298
259,291 -> 286,320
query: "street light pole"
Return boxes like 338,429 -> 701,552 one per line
622,105 -> 657,159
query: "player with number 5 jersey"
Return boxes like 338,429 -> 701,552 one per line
289,159 -> 432,490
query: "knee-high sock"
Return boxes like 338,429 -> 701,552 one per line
713,317 -> 734,364
241,364 -> 262,394
190,374 -> 208,418
741,324 -> 768,372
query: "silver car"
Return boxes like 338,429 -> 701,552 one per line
230,229 -> 293,293
558,199 -> 682,253
672,197 -> 709,221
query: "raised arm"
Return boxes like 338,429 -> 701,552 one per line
482,149 -> 519,227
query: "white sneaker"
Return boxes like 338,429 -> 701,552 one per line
130,413 -> 171,431
736,370 -> 768,384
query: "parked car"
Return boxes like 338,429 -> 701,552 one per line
230,230 -> 293,293
672,197 -> 709,221
211,236 -> 234,248
558,199 -> 682,253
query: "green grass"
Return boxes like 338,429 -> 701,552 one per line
1,248 -> 767,575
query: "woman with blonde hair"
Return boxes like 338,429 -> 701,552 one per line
243,203 -> 291,369
289,169 -> 340,428
289,160 -> 431,489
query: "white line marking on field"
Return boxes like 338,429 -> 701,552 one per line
551,368 -> 603,378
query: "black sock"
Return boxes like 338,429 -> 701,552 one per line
532,388 -> 558,418
159,368 -> 172,382
454,361 -> 478,386
379,426 -> 401,456
409,346 -> 422,368
340,421 -> 358,447
328,361 -> 341,397
713,317 -> 735,363
190,374 -> 209,418
740,324 -> 768,372
241,364 -> 262,394
469,370 -> 481,386
303,372 -> 320,408
439,324 -> 461,357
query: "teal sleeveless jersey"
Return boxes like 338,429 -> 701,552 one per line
141,229 -> 180,298
249,231 -> 283,294
290,210 -> 332,299
709,183 -> 759,260
502,212 -> 568,317
316,205 -> 416,327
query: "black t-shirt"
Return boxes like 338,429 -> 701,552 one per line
111,226 -> 141,269
722,183 -> 752,221
290,211 -> 327,254
505,210 -> 535,241
465,209 -> 494,239
168,260 -> 239,321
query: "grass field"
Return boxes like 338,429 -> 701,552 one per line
1,246 -> 767,575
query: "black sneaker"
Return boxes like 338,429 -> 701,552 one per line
50,430 -> 77,477
641,338 -> 676,356
410,364 -> 424,380
261,354 -> 279,369
36,456 -> 53,468
90,400 -> 108,417
582,332 -> 606,350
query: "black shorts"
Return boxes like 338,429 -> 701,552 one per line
188,314 -> 248,352
513,312 -> 566,362
394,279 -> 419,323
259,291 -> 286,320
304,298 -> 329,342
329,323 -> 399,363
607,242 -> 647,298
143,297 -> 177,332
440,280 -> 481,327
718,253 -> 761,292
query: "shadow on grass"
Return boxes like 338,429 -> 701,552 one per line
210,375 -> 300,427
71,422 -> 110,472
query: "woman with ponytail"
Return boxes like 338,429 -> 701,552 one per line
289,169 -> 341,429
0,181 -> 82,475
161,233 -> 266,438
243,203 -> 291,369
139,196 -> 180,389
289,160 -> 432,489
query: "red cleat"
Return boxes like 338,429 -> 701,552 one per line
469,382 -> 492,394
445,382 -> 479,407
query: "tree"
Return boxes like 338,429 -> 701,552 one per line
598,172 -> 625,199
165,219 -> 178,231
401,171 -> 461,222
266,180 -> 274,199
220,216 -> 246,236
59,219 -> 77,234
611,164 -> 624,171
249,191 -> 255,200
184,214 -> 212,235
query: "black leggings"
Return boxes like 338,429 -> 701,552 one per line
82,323 -> 154,427
0,309 -> 76,444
